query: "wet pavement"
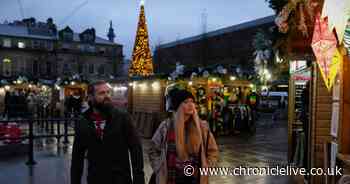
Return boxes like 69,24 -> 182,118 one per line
0,112 -> 303,184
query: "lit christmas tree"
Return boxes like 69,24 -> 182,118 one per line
129,0 -> 154,77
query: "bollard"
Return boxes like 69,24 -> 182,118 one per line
26,119 -> 36,166
56,119 -> 61,142
45,111 -> 49,132
56,120 -> 61,154
63,118 -> 69,144
50,119 -> 54,134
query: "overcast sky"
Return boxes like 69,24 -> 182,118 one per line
0,0 -> 274,59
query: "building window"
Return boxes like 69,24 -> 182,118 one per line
99,47 -> 106,54
63,63 -> 69,71
33,60 -> 38,75
18,41 -> 25,48
87,45 -> 95,52
32,40 -> 39,48
62,43 -> 70,49
89,64 -> 94,74
46,62 -> 51,75
47,42 -> 53,50
78,44 -> 84,51
78,63 -> 83,74
3,58 -> 12,76
63,32 -> 73,42
3,39 -> 11,48
98,65 -> 105,75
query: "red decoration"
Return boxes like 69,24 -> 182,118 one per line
311,14 -> 337,90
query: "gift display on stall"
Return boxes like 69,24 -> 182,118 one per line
0,122 -> 23,145
172,77 -> 257,136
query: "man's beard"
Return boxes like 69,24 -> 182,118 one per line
92,98 -> 113,117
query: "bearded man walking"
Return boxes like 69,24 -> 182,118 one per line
71,80 -> 145,184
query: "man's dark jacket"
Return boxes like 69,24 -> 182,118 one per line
70,108 -> 145,184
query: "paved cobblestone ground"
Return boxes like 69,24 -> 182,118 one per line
0,112 -> 303,184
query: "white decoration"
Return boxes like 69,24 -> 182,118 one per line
202,71 -> 209,78
236,67 -> 241,74
321,0 -> 350,43
191,72 -> 197,79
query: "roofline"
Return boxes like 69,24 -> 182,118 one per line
0,34 -> 56,41
0,34 -> 122,47
0,24 -> 122,46
158,15 -> 276,49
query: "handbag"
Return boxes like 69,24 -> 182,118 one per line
148,172 -> 156,184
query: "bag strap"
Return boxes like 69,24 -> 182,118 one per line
202,129 -> 210,157
205,129 -> 210,157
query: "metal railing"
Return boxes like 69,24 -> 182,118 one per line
0,117 -> 79,166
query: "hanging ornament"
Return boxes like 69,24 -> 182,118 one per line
275,2 -> 296,33
298,4 -> 308,37
311,14 -> 338,90
327,49 -> 342,89
191,72 -> 197,79
321,0 -> 350,44
344,21 -> 350,54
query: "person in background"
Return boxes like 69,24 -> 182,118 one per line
27,92 -> 36,117
3,91 -> 10,118
71,91 -> 82,116
149,89 -> 219,184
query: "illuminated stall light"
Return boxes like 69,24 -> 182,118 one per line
129,82 -> 133,87
151,81 -> 160,90
42,85 -> 47,91
106,83 -> 112,89
266,73 -> 272,80
230,76 -> 236,81
4,85 -> 10,91
55,85 -> 61,90
188,81 -> 193,86
3,58 -> 11,63
139,83 -> 147,90
261,85 -> 269,91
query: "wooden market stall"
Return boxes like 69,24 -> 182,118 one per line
275,0 -> 350,183
128,79 -> 168,138
127,76 -> 256,138
336,55 -> 350,181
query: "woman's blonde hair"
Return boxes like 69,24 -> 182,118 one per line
174,103 -> 203,161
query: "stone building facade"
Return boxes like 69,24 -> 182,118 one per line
0,18 -> 123,81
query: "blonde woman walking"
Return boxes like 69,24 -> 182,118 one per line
149,89 -> 219,184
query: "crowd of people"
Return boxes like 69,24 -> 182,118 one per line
2,89 -> 50,119
1,88 -> 87,120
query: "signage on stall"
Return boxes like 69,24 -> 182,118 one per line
292,69 -> 311,81
290,60 -> 307,74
